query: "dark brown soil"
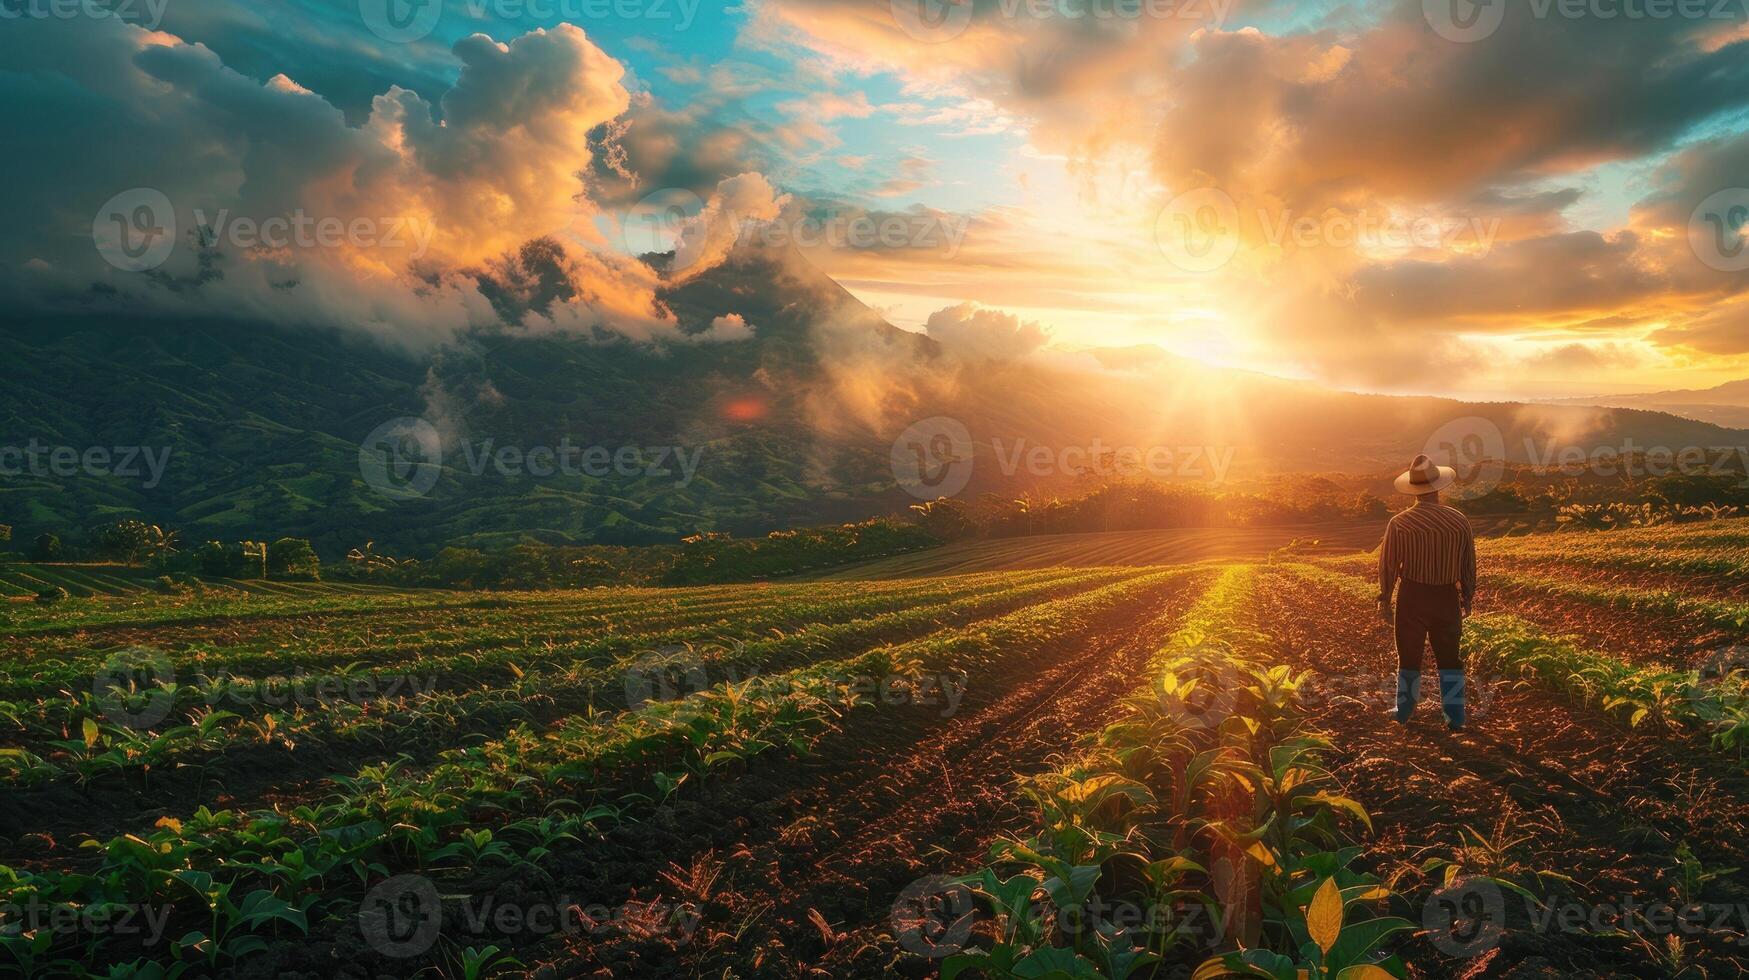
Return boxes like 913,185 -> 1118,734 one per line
508,572 -> 1212,979
1253,566 -> 1749,979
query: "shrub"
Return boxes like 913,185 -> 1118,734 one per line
266,538 -> 321,580
35,586 -> 68,604
28,533 -> 61,562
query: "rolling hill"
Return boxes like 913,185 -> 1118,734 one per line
4,244 -> 1744,556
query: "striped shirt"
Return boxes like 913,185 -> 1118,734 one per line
1378,501 -> 1476,604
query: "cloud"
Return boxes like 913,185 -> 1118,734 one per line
699,313 -> 757,342
924,302 -> 1051,360
668,173 -> 790,280
1521,342 -> 1648,373
0,16 -> 771,349
755,0 -> 1749,390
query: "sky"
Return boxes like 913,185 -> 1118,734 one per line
5,0 -> 1749,400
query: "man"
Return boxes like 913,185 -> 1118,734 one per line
1378,454 -> 1477,729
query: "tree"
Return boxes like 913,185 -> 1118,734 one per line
266,538 -> 321,580
28,533 -> 61,562
93,520 -> 153,563
193,541 -> 238,577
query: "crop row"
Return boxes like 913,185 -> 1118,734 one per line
1291,564 -> 1749,756
0,572 -> 989,677
0,569 -> 1188,977
0,569 -> 1128,792
945,566 -> 1412,979
0,568 -> 1092,702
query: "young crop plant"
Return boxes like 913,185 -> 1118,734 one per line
1294,561 -> 1749,755
0,570 -> 1185,977
947,566 -> 1410,980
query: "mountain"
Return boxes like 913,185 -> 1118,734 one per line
1544,380 -> 1749,429
5,246 -> 1745,556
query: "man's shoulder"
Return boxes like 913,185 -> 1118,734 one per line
1389,503 -> 1473,526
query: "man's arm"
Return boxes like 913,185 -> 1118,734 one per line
1377,521 -> 1399,621
1459,523 -> 1476,615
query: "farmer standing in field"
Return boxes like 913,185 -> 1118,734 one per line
1377,454 -> 1477,729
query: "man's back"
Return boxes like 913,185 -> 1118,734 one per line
1380,501 -> 1475,600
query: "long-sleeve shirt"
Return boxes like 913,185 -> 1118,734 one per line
1378,501 -> 1477,605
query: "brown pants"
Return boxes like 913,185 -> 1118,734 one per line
1395,579 -> 1464,672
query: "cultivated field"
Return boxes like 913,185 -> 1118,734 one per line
4,522 -> 1749,977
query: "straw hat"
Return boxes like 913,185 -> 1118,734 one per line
1394,453 -> 1456,495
